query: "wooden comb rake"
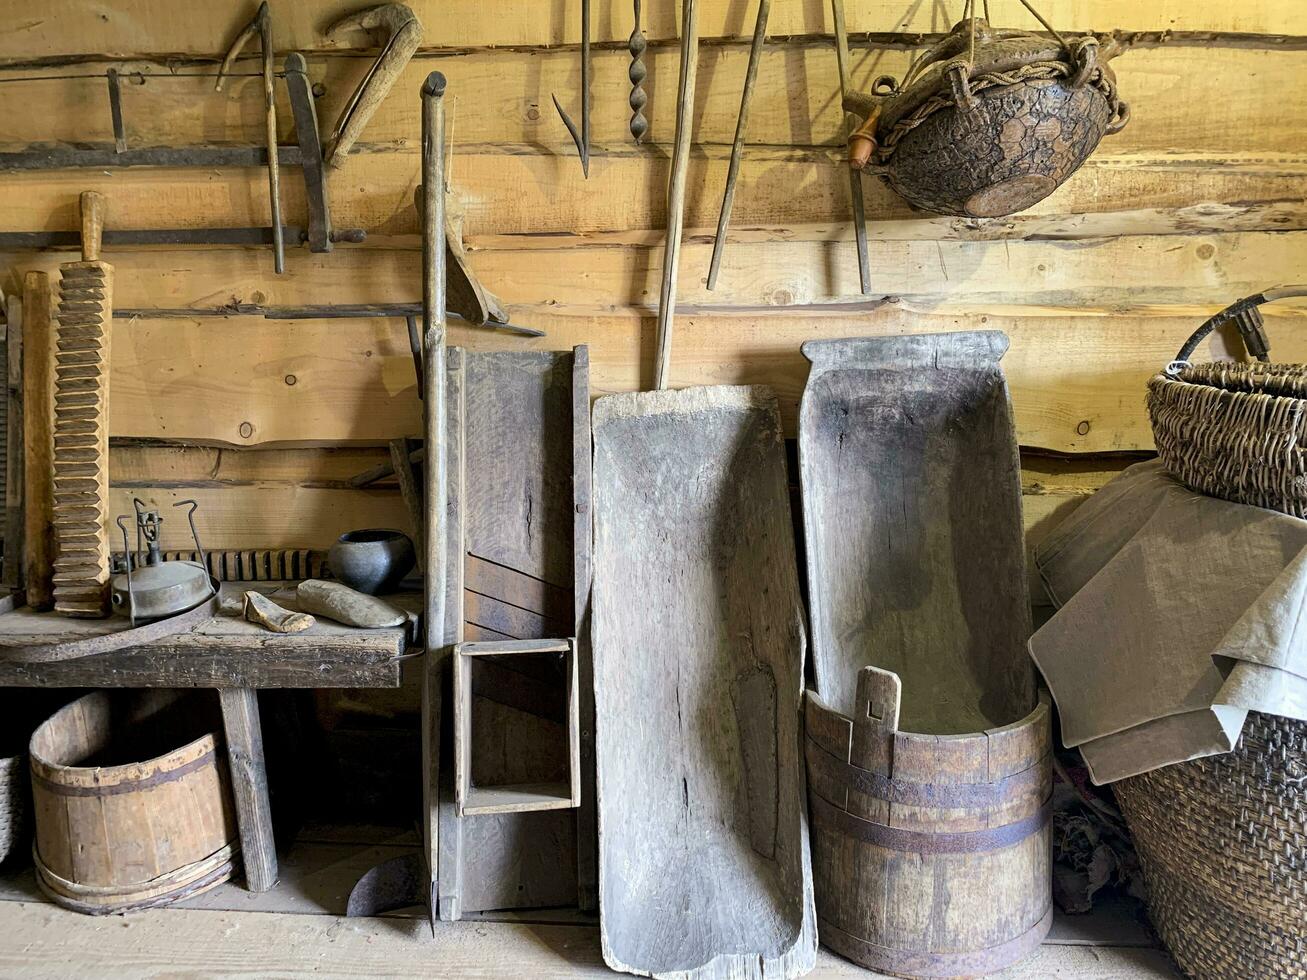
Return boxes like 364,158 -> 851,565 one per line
52,190 -> 113,617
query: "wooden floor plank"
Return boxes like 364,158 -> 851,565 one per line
0,901 -> 1179,979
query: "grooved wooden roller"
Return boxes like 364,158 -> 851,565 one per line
52,191 -> 112,617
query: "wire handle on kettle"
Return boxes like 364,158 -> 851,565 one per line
1168,284 -> 1307,372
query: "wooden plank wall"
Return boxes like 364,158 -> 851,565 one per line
0,0 -> 1304,596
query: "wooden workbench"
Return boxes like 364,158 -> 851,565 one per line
0,584 -> 415,893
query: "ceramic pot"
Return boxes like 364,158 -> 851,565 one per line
328,529 -> 415,595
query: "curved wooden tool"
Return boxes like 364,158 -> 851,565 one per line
324,4 -> 423,170
217,1 -> 284,274
412,186 -> 509,327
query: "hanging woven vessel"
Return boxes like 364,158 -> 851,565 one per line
845,3 -> 1129,217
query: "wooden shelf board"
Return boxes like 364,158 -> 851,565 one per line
461,781 -> 578,816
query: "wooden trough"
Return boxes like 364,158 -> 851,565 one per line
798,333 -> 1051,978
29,690 -> 238,914
591,386 -> 816,980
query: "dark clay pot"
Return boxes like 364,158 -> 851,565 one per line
328,529 -> 415,595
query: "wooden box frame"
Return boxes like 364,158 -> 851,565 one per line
453,637 -> 581,816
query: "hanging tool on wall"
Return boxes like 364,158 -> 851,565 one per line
707,0 -> 770,290
52,191 -> 113,618
553,0 -> 591,176
830,0 -> 871,295
217,1 -> 285,274
654,0 -> 700,390
324,4 -> 423,170
0,60 -> 367,254
628,0 -> 648,143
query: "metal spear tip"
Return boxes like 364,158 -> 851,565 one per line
423,71 -> 446,97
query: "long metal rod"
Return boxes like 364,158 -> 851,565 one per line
552,0 -> 591,177
831,0 -> 872,295
653,0 -> 700,390
706,0 -> 770,290
420,68 -> 448,930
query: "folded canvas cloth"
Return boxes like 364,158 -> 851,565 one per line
1029,460 -> 1307,783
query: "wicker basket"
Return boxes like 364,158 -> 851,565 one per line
1114,713 -> 1307,979
1135,286 -> 1307,979
1148,285 -> 1307,517
0,753 -> 26,864
1149,360 -> 1307,517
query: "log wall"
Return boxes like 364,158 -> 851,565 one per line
2,0 -> 1304,602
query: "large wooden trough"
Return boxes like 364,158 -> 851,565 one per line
798,333 -> 1051,978
591,386 -> 816,980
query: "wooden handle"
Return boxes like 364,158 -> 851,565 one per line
80,191 -> 105,262
855,665 -> 902,735
848,108 -> 881,170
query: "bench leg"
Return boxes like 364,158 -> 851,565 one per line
219,687 -> 279,892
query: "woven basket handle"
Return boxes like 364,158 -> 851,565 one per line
1173,285 -> 1307,365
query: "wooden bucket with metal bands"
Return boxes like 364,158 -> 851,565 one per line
805,676 -> 1052,978
29,690 -> 239,914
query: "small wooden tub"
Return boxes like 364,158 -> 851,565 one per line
29,690 -> 238,914
805,671 -> 1051,978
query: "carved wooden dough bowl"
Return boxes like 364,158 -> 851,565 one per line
798,333 -> 1051,977
854,18 -> 1128,217
885,78 -> 1114,217
592,386 -> 816,980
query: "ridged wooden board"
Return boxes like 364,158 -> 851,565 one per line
0,0 -> 1298,60
52,256 -> 112,617
0,47 -> 1302,155
591,385 -> 815,979
29,309 -> 1304,452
